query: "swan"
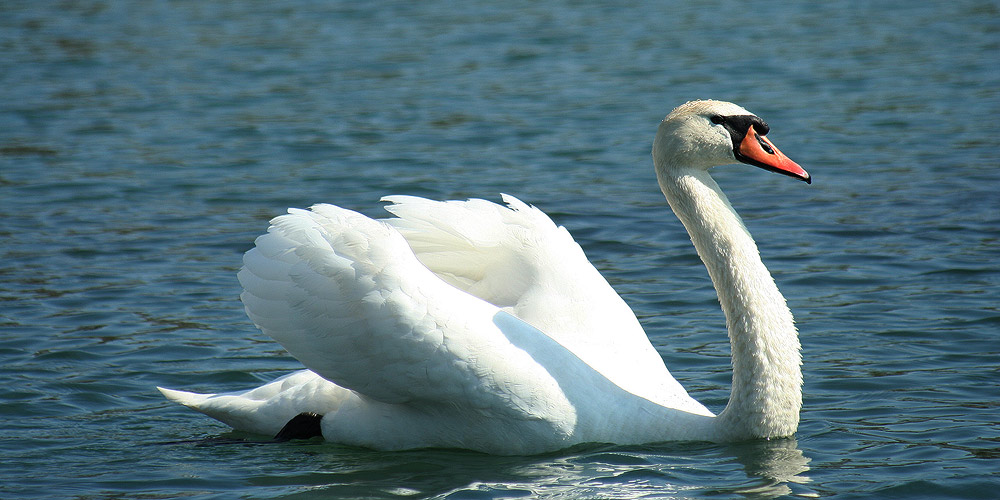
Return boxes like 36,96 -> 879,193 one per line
158,100 -> 810,454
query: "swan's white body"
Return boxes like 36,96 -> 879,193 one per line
159,100 -> 807,454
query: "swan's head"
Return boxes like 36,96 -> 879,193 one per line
653,100 -> 810,183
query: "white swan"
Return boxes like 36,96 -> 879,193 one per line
158,100 -> 810,454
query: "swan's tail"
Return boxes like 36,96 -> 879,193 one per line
157,370 -> 352,436
157,386 -> 212,409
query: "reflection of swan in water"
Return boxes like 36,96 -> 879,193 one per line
219,438 -> 811,498
731,437 -> 813,497
159,100 -> 809,454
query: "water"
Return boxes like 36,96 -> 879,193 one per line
1,0 -> 998,498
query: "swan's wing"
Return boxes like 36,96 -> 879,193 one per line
382,195 -> 632,337
237,204 -> 577,430
381,195 -> 699,408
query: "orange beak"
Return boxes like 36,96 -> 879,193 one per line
737,125 -> 811,184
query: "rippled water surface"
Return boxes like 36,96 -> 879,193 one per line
2,1 -> 998,498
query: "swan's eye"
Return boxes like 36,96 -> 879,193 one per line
710,115 -> 724,125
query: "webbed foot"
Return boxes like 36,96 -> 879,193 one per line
274,412 -> 324,441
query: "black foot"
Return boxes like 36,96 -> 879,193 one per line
274,412 -> 324,441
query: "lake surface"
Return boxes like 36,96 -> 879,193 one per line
2,0 -> 998,498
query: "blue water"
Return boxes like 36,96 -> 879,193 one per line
2,0 -> 998,498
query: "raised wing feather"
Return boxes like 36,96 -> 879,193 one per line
237,204 -> 576,424
382,195 -> 698,408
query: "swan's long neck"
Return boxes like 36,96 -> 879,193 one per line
658,169 -> 802,440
